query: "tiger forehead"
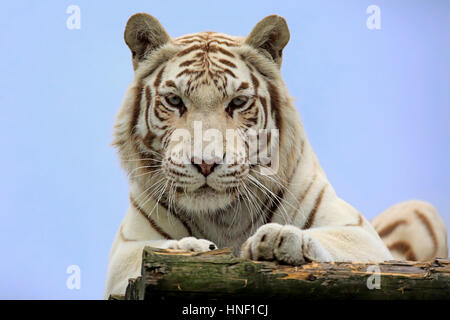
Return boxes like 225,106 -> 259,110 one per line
173,31 -> 242,63
173,31 -> 243,47
166,32 -> 247,95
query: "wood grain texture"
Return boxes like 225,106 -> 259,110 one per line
116,247 -> 450,300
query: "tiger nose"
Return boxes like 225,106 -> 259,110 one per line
191,157 -> 219,177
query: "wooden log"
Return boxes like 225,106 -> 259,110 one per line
121,246 -> 450,300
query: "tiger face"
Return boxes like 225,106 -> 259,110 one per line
115,14 -> 290,214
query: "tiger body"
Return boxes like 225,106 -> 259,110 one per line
104,14 -> 448,298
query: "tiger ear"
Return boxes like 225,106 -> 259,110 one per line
124,13 -> 171,69
245,15 -> 290,67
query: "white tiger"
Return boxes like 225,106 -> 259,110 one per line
104,13 -> 448,298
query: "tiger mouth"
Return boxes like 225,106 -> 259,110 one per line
174,185 -> 219,194
174,184 -> 237,195
197,185 -> 215,191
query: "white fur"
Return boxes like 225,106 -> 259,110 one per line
241,223 -> 334,264
104,19 -> 447,299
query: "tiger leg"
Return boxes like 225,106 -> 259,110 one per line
372,200 -> 448,261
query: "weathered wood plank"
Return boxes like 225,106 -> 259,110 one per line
122,247 -> 450,300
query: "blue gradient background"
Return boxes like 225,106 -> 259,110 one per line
0,1 -> 448,299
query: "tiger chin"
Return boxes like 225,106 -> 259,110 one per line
104,13 -> 448,298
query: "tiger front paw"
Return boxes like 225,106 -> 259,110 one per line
167,236 -> 217,252
240,223 -> 333,265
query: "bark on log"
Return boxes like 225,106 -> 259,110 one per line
121,246 -> 450,300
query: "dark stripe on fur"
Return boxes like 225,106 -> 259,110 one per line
130,81 -> 144,138
219,59 -> 237,68
144,86 -> 152,134
377,219 -> 408,238
267,82 -> 282,132
142,132 -> 156,150
388,241 -> 417,261
250,73 -> 259,92
302,185 -> 328,229
176,45 -> 202,57
414,210 -> 438,257
216,47 -> 235,58
130,195 -> 172,239
179,59 -> 196,67
154,66 -> 166,88
260,97 -> 268,129
237,82 -> 249,91
165,80 -> 177,88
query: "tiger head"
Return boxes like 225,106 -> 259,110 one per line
114,14 -> 301,215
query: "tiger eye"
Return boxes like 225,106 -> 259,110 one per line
226,96 -> 250,117
231,96 -> 248,106
167,95 -> 182,106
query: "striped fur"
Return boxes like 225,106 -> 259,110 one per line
104,14 -> 448,298
372,200 -> 448,261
